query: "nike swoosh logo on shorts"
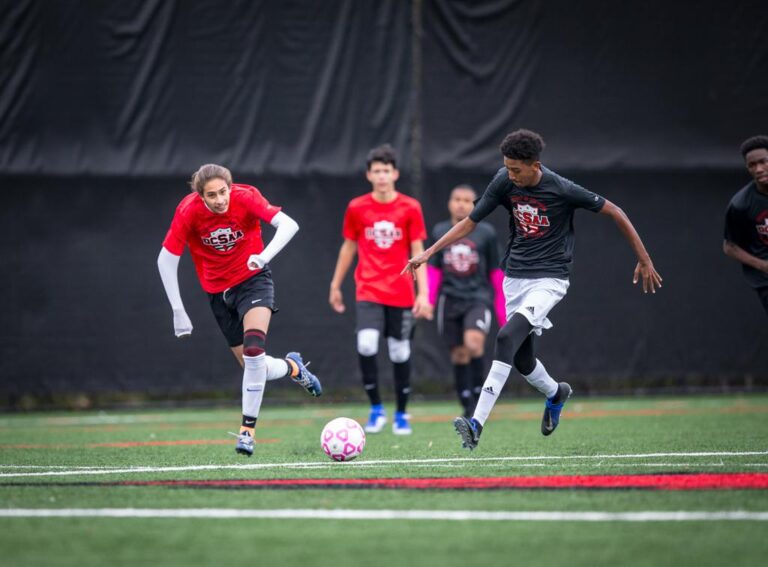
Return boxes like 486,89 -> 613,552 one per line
251,299 -> 262,304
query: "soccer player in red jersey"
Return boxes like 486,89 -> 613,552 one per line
158,164 -> 322,457
329,145 -> 432,435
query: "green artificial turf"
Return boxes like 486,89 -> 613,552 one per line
1,395 -> 766,566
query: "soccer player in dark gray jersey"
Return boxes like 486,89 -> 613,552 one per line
427,185 -> 506,417
723,135 -> 768,315
473,165 -> 605,279
404,129 -> 662,450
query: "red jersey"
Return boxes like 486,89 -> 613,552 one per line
343,192 -> 427,307
162,184 -> 281,293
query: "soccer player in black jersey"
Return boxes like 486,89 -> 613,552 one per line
723,135 -> 768,315
403,129 -> 662,450
428,185 -> 505,418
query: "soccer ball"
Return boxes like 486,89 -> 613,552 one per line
320,417 -> 366,462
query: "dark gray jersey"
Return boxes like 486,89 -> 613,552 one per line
469,166 -> 606,279
429,220 -> 499,305
724,181 -> 768,289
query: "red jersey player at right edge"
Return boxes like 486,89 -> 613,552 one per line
329,144 -> 432,435
403,130 -> 662,450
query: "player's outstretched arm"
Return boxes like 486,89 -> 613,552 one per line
723,240 -> 768,273
247,211 -> 299,270
329,239 -> 358,313
157,247 -> 193,337
600,200 -> 663,294
402,217 -> 477,277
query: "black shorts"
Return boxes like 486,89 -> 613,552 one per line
436,295 -> 491,348
208,269 -> 278,347
356,301 -> 415,340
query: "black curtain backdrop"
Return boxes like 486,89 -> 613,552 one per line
1,0 -> 766,404
2,0 -> 766,175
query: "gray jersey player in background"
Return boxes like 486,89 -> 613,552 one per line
723,135 -> 768,315
428,185 -> 506,418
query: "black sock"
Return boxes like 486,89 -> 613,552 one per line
469,357 -> 485,404
494,314 -> 533,364
359,354 -> 381,405
241,415 -> 257,428
551,383 -> 565,404
393,360 -> 411,413
453,363 -> 473,416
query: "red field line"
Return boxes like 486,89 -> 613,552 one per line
0,439 -> 279,449
121,473 -> 768,490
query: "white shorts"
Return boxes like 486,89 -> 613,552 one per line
503,277 -> 569,335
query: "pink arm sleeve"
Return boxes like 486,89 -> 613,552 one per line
490,268 -> 506,326
427,265 -> 443,306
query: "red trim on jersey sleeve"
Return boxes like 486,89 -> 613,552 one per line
162,195 -> 195,255
342,202 -> 361,240
406,200 -> 428,242
236,184 -> 282,223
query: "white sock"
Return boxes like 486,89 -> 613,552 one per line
473,360 -> 512,426
522,359 -> 558,398
242,354 -> 267,417
265,356 -> 290,381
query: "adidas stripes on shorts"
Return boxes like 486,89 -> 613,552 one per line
502,277 -> 569,335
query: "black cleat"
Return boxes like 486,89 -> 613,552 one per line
453,416 -> 482,451
541,382 -> 572,436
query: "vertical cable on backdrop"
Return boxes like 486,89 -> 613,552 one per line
409,0 -> 423,201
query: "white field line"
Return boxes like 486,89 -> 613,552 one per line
0,450 -> 766,478
0,508 -> 766,522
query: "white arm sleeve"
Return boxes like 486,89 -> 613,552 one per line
157,247 -> 185,311
248,211 -> 299,269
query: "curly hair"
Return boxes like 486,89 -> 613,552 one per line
740,135 -> 768,159
499,129 -> 545,162
189,164 -> 232,195
366,144 -> 398,169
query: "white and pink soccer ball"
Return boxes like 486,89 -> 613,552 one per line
321,417 -> 366,462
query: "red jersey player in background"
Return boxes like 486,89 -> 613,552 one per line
158,164 -> 322,457
329,145 -> 432,435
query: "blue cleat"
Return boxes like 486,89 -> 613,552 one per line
453,416 -> 482,450
541,382 -> 572,436
286,352 -> 322,397
364,404 -> 387,433
230,430 -> 254,457
392,411 -> 412,435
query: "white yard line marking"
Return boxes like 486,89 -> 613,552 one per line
0,450 -> 765,478
0,508 -> 766,522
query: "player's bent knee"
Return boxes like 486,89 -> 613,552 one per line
513,352 -> 536,376
243,328 -> 266,357
357,329 -> 380,357
495,323 -> 515,349
387,337 -> 411,363
451,346 -> 470,364
465,335 -> 485,358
